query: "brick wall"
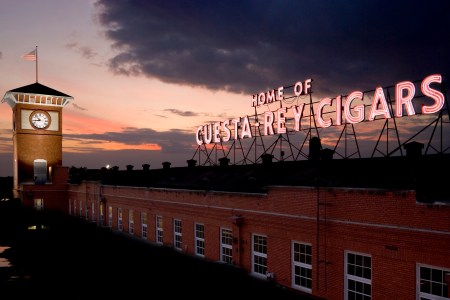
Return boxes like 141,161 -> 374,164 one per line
64,182 -> 450,299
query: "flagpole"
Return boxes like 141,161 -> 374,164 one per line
35,46 -> 38,83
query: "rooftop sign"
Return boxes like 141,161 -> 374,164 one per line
196,74 -> 444,145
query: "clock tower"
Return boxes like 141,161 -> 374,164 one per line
2,82 -> 73,196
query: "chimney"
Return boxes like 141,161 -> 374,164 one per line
309,137 -> 321,161
404,141 -> 424,157
320,148 -> 335,160
162,161 -> 171,170
218,157 -> 230,167
187,159 -> 197,168
261,153 -> 274,165
142,164 -> 150,171
126,165 -> 134,171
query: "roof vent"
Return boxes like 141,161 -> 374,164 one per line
187,159 -> 197,168
404,141 -> 424,157
219,157 -> 230,167
261,153 -> 274,164
162,161 -> 171,170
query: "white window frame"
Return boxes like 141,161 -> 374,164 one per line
194,223 -> 205,257
85,201 -> 89,221
292,241 -> 312,293
344,251 -> 372,300
129,210 -> 134,235
156,215 -> 163,244
91,201 -> 95,222
252,233 -> 267,278
34,198 -> 44,211
173,219 -> 182,251
99,203 -> 104,226
117,207 -> 123,231
220,228 -> 233,264
141,212 -> 147,239
108,206 -> 113,227
416,263 -> 450,300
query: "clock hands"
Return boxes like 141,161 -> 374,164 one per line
31,112 -> 49,129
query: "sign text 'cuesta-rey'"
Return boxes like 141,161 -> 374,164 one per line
195,74 -> 444,145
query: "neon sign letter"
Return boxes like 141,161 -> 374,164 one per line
395,81 -> 416,117
344,91 -> 364,124
264,111 -> 274,136
421,74 -> 445,114
277,107 -> 287,133
369,87 -> 391,121
317,98 -> 332,128
292,104 -> 305,131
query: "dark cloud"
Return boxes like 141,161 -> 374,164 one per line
154,114 -> 168,119
0,136 -> 11,143
159,109 -> 233,119
71,103 -> 88,111
0,130 -> 12,148
0,152 -> 13,176
79,47 -> 98,59
94,0 -> 450,96
163,109 -> 199,117
0,142 -> 12,153
65,42 -> 98,59
64,127 -> 196,153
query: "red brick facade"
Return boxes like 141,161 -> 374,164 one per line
21,166 -> 69,212
46,181 -> 450,300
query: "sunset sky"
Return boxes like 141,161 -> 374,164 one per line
1,0 -> 449,177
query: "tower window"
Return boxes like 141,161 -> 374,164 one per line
34,159 -> 47,184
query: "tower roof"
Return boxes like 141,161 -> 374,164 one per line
2,82 -> 74,108
7,82 -> 72,97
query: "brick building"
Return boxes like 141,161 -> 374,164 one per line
22,155 -> 450,300
6,77 -> 449,299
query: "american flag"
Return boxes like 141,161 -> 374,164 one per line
21,49 -> 36,61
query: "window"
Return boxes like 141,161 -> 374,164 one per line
91,201 -> 95,221
33,159 -> 47,184
156,216 -> 163,244
195,223 -> 205,257
141,212 -> 147,239
129,210 -> 134,235
345,251 -> 372,300
85,202 -> 89,221
292,241 -> 312,293
417,264 -> 450,300
174,219 -> 182,250
252,234 -> 267,277
79,200 -> 82,218
117,208 -> 123,231
108,206 -> 113,227
220,228 -> 233,264
34,198 -> 44,211
99,203 -> 104,226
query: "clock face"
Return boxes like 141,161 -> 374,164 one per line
30,111 -> 50,129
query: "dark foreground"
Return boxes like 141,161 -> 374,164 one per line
0,200 -> 312,299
